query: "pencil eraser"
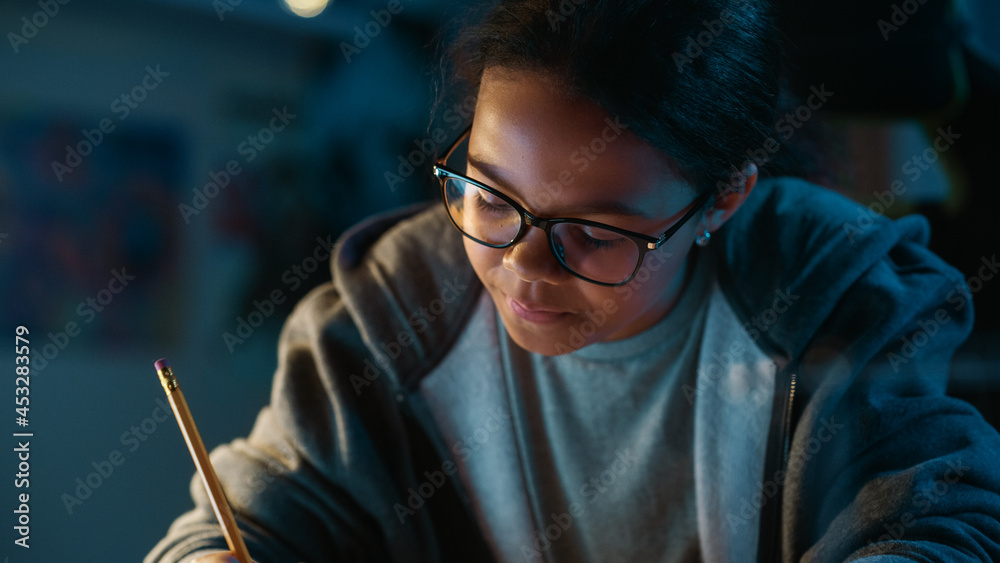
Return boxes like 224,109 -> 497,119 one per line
154,358 -> 170,371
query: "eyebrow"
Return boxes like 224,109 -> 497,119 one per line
466,153 -> 652,219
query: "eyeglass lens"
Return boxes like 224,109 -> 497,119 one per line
443,177 -> 640,284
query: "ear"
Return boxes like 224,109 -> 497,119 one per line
701,162 -> 757,233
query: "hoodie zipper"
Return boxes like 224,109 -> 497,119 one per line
782,371 -> 797,465
757,364 -> 797,563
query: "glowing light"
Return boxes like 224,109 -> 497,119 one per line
282,0 -> 329,18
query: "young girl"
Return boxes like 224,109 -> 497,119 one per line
149,0 -> 1000,561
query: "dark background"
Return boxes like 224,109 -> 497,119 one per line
0,0 -> 996,560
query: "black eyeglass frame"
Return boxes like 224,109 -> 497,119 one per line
432,125 -> 713,287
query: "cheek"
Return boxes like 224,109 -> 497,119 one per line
614,264 -> 670,311
591,247 -> 691,339
464,237 -> 499,276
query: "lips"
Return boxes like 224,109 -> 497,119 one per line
505,294 -> 570,324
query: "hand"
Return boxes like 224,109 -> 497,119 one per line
191,552 -> 258,563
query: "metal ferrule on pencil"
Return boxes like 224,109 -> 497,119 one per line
157,365 -> 179,394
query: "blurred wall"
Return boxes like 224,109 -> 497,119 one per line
0,0 -> 458,559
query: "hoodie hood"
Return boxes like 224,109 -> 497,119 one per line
332,201 -> 484,395
714,176 -> 970,398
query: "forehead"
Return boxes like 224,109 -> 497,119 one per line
468,68 -> 691,219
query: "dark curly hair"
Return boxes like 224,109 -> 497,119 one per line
441,0 -> 816,193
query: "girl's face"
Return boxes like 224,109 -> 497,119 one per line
461,67 -> 720,356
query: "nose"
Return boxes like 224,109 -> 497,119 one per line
502,225 -> 568,284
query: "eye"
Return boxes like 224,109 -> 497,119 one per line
472,189 -> 508,213
581,226 -> 619,241
566,224 -> 629,250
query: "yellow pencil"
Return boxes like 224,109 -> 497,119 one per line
154,358 -> 252,563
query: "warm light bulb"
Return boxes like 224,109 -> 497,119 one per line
282,0 -> 329,18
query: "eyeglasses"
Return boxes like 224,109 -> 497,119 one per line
432,126 -> 712,287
